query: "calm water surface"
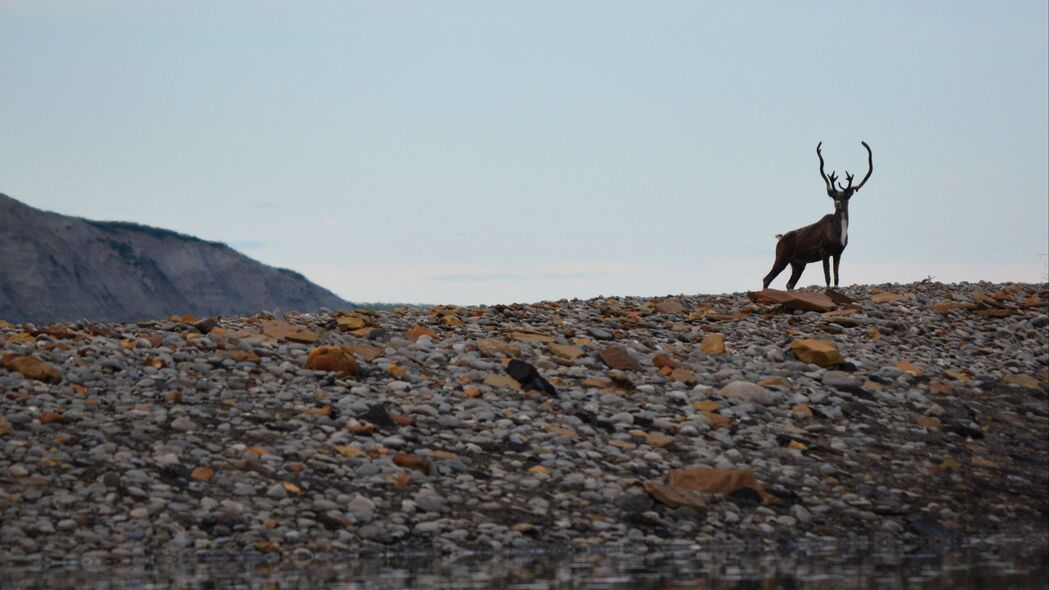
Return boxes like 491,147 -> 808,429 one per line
2,540 -> 1047,589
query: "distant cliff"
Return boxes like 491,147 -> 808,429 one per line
0,193 -> 347,323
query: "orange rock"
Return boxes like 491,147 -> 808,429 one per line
759,376 -> 792,389
393,453 -> 430,473
792,404 -> 813,418
896,360 -> 923,376
704,411 -> 731,429
8,333 -> 36,346
345,422 -> 375,435
599,346 -> 642,371
442,315 -> 464,327
388,473 -> 412,486
932,302 -> 978,313
916,416 -> 942,430
387,364 -> 406,379
546,425 -> 578,437
692,400 -> 720,412
643,480 -> 708,511
306,346 -> 357,377
644,432 -> 674,448
405,325 -> 437,341
1,354 -> 62,383
191,467 -> 215,481
547,343 -> 583,359
463,386 -> 481,398
1003,373 -> 1041,389
259,319 -> 318,343
282,482 -> 301,494
484,374 -> 522,390
748,289 -> 836,312
792,339 -> 844,367
333,445 -> 366,457
336,315 -> 367,330
510,331 -> 556,343
654,300 -> 686,314
342,343 -> 385,362
930,380 -> 953,395
666,467 -> 775,504
528,465 -> 550,475
871,292 -> 907,304
972,456 -> 999,469
39,411 -> 68,424
700,333 -> 725,355
669,368 -> 698,384
651,353 -> 678,369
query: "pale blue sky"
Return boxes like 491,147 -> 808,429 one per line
2,1 -> 1047,304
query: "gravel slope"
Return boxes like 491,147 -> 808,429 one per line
0,280 -> 1046,565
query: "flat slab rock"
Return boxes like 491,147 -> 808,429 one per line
748,289 -> 837,312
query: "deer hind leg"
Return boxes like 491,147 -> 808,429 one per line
822,257 -> 831,287
832,253 -> 841,286
786,262 -> 806,290
763,259 -> 789,289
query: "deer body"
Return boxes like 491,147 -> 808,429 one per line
763,142 -> 872,290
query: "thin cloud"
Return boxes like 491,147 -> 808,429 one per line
229,240 -> 267,251
430,271 -> 615,283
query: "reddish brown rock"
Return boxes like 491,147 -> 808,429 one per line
651,353 -> 678,369
1,354 -> 62,383
791,339 -> 844,367
405,325 -> 437,341
654,300 -> 686,314
871,291 -> 908,304
260,319 -> 318,343
748,289 -> 836,312
547,342 -> 583,359
342,343 -> 385,362
306,346 -> 357,377
700,333 -> 725,355
599,346 -> 642,371
643,480 -> 708,511
393,453 -> 430,473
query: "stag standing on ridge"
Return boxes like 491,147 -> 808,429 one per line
762,141 -> 873,290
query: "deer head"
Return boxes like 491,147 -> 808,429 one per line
818,141 -> 873,207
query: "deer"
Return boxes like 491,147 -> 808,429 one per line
762,141 -> 873,290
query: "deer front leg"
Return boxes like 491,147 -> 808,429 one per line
822,257 -> 831,287
786,262 -> 806,290
832,253 -> 841,286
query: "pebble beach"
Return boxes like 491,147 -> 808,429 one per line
1,280 -> 1046,566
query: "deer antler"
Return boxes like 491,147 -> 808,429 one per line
828,171 -> 838,188
817,142 -> 833,192
853,141 -> 873,191
837,171 -> 855,191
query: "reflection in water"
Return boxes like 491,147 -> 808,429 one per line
2,540 -> 1047,589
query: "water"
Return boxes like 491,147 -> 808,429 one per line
2,540 -> 1047,589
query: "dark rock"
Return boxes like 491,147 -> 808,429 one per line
505,359 -> 558,396
614,492 -> 654,514
362,404 -> 396,429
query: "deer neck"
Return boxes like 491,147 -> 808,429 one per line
833,200 -> 849,245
